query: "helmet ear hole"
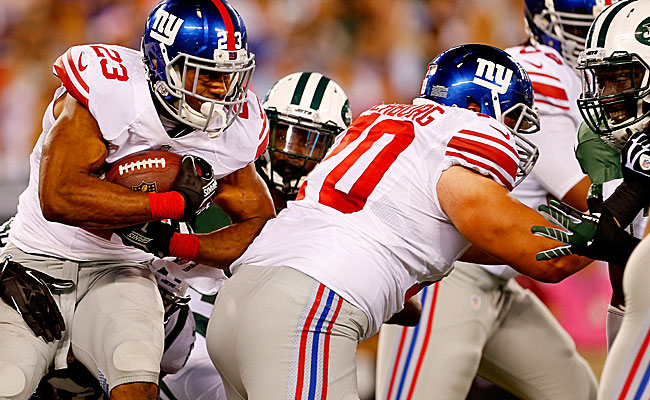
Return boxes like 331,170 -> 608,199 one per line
466,97 -> 481,112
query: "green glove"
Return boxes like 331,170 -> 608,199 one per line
531,198 -> 640,266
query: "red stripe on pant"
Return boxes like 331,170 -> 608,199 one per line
385,282 -> 440,400
295,284 -> 326,400
618,324 -> 650,399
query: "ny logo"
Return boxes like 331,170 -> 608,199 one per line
150,9 -> 184,46
473,58 -> 513,94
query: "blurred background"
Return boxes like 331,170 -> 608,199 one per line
0,0 -> 610,398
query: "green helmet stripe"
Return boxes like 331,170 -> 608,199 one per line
310,75 -> 331,110
597,0 -> 634,48
291,72 -> 312,105
586,5 -> 608,48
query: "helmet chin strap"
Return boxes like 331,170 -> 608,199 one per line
491,90 -> 503,121
179,100 -> 227,138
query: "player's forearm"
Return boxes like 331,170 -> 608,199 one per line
39,173 -> 155,228
193,216 -> 271,268
530,255 -> 593,283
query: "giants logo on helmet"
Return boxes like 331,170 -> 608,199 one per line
150,9 -> 184,46
473,58 -> 513,95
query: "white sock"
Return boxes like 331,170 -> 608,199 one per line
607,304 -> 625,351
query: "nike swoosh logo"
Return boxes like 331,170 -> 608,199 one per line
78,53 -> 87,72
525,61 -> 543,69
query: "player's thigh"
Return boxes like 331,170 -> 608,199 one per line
160,334 -> 226,400
0,298 -> 58,400
376,265 -> 497,400
207,265 -> 366,400
71,263 -> 164,393
479,281 -> 596,400
598,236 -> 650,400
0,244 -> 69,400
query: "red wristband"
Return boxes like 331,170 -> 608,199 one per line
169,233 -> 200,260
148,192 -> 184,220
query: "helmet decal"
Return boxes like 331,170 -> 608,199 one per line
473,58 -> 514,95
635,17 -> 650,46
149,9 -> 184,46
341,99 -> 352,126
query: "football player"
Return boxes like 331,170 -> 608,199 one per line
204,44 -> 596,400
375,1 -> 602,399
158,71 -> 353,400
0,0 -> 275,399
529,2 -> 650,398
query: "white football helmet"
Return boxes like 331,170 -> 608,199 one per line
260,72 -> 352,195
577,0 -> 650,149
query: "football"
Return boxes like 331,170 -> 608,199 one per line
105,150 -> 182,193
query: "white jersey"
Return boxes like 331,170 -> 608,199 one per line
233,99 -> 519,337
480,45 -> 586,279
10,44 -> 269,261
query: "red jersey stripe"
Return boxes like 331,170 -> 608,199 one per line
212,0 -> 236,51
534,98 -> 570,111
445,150 -> 514,191
53,53 -> 89,108
255,113 -> 269,159
527,71 -> 561,82
457,129 -> 517,158
65,50 -> 89,93
532,81 -> 568,101
446,138 -> 517,181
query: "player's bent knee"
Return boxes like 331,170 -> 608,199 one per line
113,340 -> 160,373
0,362 -> 27,398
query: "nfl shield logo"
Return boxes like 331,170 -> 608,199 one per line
229,52 -> 237,60
640,154 -> 650,170
132,181 -> 158,192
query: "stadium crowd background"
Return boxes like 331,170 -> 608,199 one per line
0,0 -> 611,397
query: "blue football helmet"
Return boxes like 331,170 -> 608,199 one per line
142,0 -> 255,137
524,0 -> 611,69
420,44 -> 540,185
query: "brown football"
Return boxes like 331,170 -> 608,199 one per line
105,150 -> 182,193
